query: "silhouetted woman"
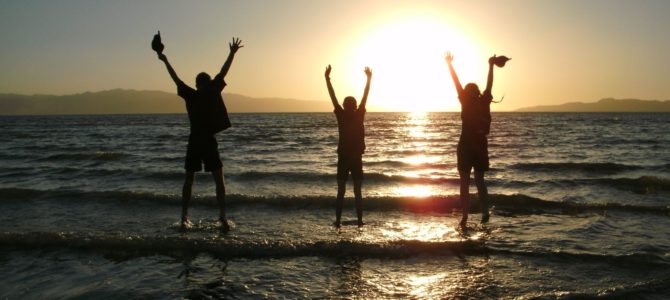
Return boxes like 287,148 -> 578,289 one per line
446,53 -> 498,228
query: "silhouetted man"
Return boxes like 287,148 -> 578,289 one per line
156,36 -> 243,231
325,65 -> 372,228
446,52 -> 498,228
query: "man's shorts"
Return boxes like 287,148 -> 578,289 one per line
457,134 -> 489,172
337,154 -> 363,182
185,134 -> 223,172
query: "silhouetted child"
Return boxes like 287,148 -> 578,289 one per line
155,35 -> 243,231
324,65 -> 372,227
446,52 -> 501,228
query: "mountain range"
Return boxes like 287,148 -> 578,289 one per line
515,98 -> 670,112
1,90 -> 669,114
0,89 -> 331,115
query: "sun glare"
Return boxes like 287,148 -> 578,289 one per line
395,186 -> 433,198
380,220 -> 460,242
345,16 -> 484,112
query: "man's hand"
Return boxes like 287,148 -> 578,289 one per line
218,37 -> 243,79
445,52 -> 454,64
158,53 -> 167,62
229,37 -> 244,53
325,64 -> 332,80
364,66 -> 372,79
488,54 -> 497,66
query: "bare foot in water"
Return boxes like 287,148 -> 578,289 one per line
180,218 -> 193,230
459,217 -> 468,230
481,211 -> 490,224
219,218 -> 230,232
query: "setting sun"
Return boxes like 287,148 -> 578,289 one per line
345,15 -> 485,112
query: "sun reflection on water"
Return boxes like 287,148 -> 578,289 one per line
379,221 -> 461,242
341,257 -> 493,299
394,185 -> 433,197
408,273 -> 450,298
402,154 -> 441,165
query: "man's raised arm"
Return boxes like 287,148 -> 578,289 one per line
158,53 -> 182,86
325,65 -> 341,110
359,67 -> 372,109
484,55 -> 495,96
215,37 -> 243,81
445,52 -> 464,97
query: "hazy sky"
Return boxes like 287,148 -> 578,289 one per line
1,0 -> 669,111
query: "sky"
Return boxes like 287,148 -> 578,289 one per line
1,0 -> 669,111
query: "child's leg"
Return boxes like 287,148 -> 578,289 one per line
459,169 -> 471,227
336,180 -> 346,227
353,180 -> 363,226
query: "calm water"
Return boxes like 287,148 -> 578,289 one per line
1,112 -> 669,299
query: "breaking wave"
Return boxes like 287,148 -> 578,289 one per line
1,188 -> 667,215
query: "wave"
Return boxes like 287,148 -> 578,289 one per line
491,192 -> 670,214
531,276 -> 670,300
365,160 -> 453,170
0,232 -> 484,259
9,162 -> 666,195
1,232 -> 668,267
510,162 -> 644,174
489,246 -> 668,267
0,153 -> 35,160
224,171 -> 460,185
366,160 -> 416,168
1,188 -> 668,215
500,176 -> 670,194
0,188 -> 179,205
8,156 -> 668,194
586,277 -> 670,300
590,176 -> 670,193
36,151 -> 126,161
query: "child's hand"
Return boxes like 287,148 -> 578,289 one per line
445,52 -> 454,64
364,67 -> 372,79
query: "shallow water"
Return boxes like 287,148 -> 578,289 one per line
1,112 -> 669,298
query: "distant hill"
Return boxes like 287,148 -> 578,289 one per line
0,89 -> 332,115
5,92 -> 668,115
516,98 -> 670,112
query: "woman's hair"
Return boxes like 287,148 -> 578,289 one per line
464,83 -> 481,97
343,96 -> 357,111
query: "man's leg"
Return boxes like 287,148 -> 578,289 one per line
353,180 -> 363,227
182,172 -> 195,226
211,167 -> 229,231
459,169 -> 471,228
336,180 -> 346,227
474,170 -> 489,223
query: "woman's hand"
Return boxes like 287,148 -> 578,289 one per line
445,52 -> 454,64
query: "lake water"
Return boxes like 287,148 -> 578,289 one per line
1,112 -> 669,298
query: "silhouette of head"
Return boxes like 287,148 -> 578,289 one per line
464,83 -> 481,99
343,96 -> 357,111
195,72 -> 211,90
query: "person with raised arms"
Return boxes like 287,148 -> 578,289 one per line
324,65 -> 372,228
153,32 -> 243,231
446,52 -> 509,228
